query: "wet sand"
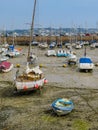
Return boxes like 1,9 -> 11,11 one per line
0,45 -> 98,130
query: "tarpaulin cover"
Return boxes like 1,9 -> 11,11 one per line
9,45 -> 14,51
79,57 -> 92,63
0,61 -> 11,69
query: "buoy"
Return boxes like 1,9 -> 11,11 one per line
39,64 -> 43,67
39,64 -> 46,68
95,63 -> 98,66
16,64 -> 20,68
44,79 -> 48,84
73,52 -> 76,55
62,64 -> 67,67
23,86 -> 28,90
34,84 -> 39,89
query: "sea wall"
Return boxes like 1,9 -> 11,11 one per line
1,35 -> 98,45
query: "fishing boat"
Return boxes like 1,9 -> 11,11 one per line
14,63 -> 47,92
51,98 -> 74,116
56,49 -> 70,57
49,42 -> 56,49
3,45 -> 20,58
45,50 -> 56,57
90,43 -> 96,49
65,41 -> 77,64
67,53 -> 77,65
28,52 -> 37,64
0,47 -> 7,54
14,0 -> 48,92
0,61 -> 13,72
0,55 -> 9,62
75,43 -> 82,49
78,47 -> 94,72
38,42 -> 48,49
95,42 -> 98,48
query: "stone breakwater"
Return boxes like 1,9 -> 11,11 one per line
1,35 -> 98,45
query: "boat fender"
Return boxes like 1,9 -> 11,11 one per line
34,84 -> 39,89
62,64 -> 67,67
23,86 -> 28,90
44,79 -> 48,84
16,64 -> 20,68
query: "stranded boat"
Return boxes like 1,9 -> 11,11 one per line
14,0 -> 48,92
78,47 -> 94,72
14,63 -> 47,92
56,49 -> 70,57
67,53 -> 77,65
51,98 -> 74,116
0,61 -> 13,72
78,57 -> 94,72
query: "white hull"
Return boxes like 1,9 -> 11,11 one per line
78,57 -> 94,71
46,50 -> 56,56
0,56 -> 9,62
2,63 -> 13,72
3,50 -> 20,57
90,44 -> 95,49
29,54 -> 37,63
78,63 -> 94,70
38,43 -> 48,49
75,45 -> 82,49
68,54 -> 77,64
15,78 -> 46,91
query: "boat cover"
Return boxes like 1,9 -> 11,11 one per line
0,61 -> 11,69
9,45 -> 14,51
79,57 -> 92,63
26,64 -> 43,74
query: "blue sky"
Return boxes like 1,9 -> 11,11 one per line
0,0 -> 98,30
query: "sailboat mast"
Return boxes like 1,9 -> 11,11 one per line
27,0 -> 37,62
84,46 -> 86,57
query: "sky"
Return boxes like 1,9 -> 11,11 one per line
0,0 -> 98,30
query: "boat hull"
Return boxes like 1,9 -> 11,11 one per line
2,63 -> 13,72
52,108 -> 72,116
57,53 -> 69,57
15,78 -> 46,91
68,54 -> 77,65
51,98 -> 74,116
78,57 -> 94,72
0,56 -> 9,62
78,63 -> 94,70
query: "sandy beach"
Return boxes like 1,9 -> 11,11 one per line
0,45 -> 98,130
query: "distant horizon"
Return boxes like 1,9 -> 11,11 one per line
0,0 -> 98,30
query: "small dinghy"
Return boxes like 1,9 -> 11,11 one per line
3,45 -> 20,58
51,98 -> 74,116
78,47 -> 94,72
57,50 -> 70,57
67,53 -> 77,65
78,57 -> 94,72
0,55 -> 9,62
0,61 -> 13,72
38,42 -> 48,49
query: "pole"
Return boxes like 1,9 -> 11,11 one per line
27,0 -> 37,62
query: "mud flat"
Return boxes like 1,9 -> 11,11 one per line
0,45 -> 98,130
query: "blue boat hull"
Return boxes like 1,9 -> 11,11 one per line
51,98 -> 74,116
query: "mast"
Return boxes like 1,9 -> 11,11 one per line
84,46 -> 86,57
27,0 -> 37,62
